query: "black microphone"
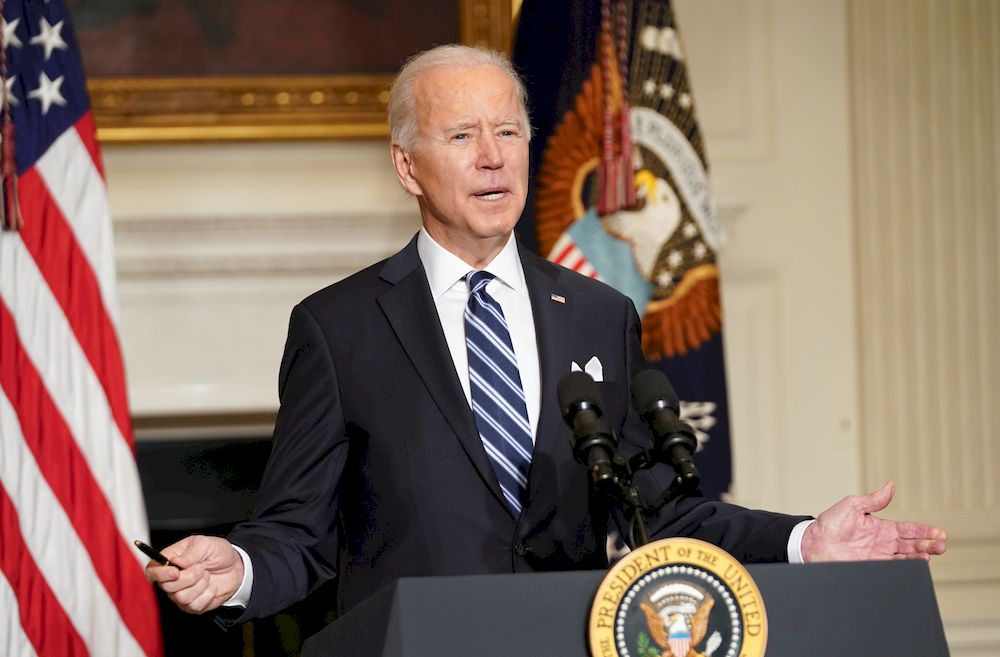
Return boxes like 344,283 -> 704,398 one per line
630,369 -> 700,487
557,371 -> 618,490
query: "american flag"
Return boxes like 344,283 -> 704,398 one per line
0,1 -> 162,656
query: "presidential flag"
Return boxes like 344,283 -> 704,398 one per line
0,1 -> 162,656
514,0 -> 732,497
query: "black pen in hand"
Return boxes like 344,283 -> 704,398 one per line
134,539 -> 173,568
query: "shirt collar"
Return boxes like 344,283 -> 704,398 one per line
417,228 -> 526,298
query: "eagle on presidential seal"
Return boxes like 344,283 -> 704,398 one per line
533,1 -> 722,362
638,582 -> 722,657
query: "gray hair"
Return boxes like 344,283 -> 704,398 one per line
388,44 -> 532,152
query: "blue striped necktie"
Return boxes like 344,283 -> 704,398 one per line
465,270 -> 533,516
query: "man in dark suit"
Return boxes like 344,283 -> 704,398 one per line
146,45 -> 947,621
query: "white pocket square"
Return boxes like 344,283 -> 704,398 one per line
570,357 -> 604,382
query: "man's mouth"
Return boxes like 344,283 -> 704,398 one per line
474,189 -> 507,201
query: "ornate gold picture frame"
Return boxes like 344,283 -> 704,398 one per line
85,0 -> 512,142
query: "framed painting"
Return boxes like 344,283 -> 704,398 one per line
72,0 -> 513,142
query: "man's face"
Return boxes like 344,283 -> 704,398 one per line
392,64 -> 529,265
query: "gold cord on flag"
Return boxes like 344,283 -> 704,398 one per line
0,0 -> 22,232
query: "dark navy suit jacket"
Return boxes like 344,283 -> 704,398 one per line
223,235 -> 806,623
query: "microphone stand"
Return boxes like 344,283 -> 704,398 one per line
594,449 -> 701,549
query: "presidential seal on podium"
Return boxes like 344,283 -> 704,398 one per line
589,538 -> 767,657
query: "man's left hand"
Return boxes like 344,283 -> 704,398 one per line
800,481 -> 948,563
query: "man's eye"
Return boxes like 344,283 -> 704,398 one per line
452,133 -> 468,141
499,129 -> 516,137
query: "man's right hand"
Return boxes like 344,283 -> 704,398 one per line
144,535 -> 245,614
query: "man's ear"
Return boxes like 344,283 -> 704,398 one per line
390,143 -> 422,197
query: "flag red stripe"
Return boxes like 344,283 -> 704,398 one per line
0,483 -> 89,657
554,242 -> 575,264
2,224 -> 148,560
74,112 -> 106,180
16,168 -> 134,448
0,303 -> 162,657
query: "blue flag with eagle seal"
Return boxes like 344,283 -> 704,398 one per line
513,0 -> 732,498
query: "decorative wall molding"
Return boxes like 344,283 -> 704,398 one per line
113,201 -> 747,281
717,274 -> 785,510
114,211 -> 418,279
943,615 -> 1000,657
676,0 -> 774,161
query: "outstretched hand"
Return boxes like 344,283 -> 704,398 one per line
143,535 -> 245,614
800,481 -> 947,563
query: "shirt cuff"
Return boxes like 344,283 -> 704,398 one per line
222,544 -> 253,608
786,519 -> 815,564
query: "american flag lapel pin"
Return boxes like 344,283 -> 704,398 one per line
551,293 -> 566,304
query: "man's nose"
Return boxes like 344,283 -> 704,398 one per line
477,135 -> 504,169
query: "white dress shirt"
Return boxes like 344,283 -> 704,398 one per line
416,228 -> 541,440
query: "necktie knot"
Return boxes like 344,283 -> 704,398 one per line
467,270 -> 495,295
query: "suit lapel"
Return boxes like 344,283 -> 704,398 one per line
521,250 -> 574,503
376,237 -> 507,509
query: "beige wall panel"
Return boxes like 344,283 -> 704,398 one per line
717,274 -> 785,509
677,0 -> 773,160
677,0 -> 860,515
848,0 -> 1000,651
